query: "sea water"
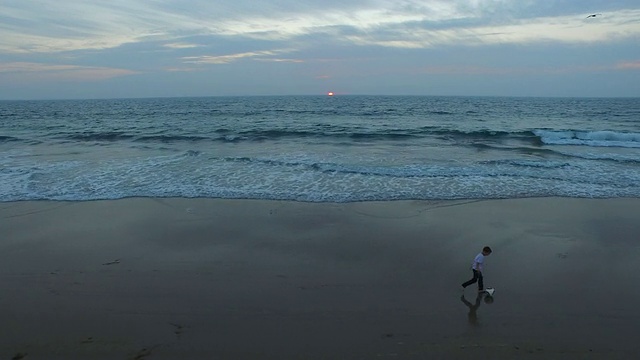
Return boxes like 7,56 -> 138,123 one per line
1,96 -> 639,202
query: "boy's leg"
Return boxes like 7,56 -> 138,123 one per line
477,272 -> 484,291
461,270 -> 479,288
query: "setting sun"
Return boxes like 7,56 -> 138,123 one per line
327,92 -> 334,96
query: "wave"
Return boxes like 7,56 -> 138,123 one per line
61,132 -> 135,142
213,129 -> 422,142
428,110 -> 454,115
222,156 -> 594,179
534,130 -> 640,148
45,128 -> 530,144
35,127 -> 640,150
0,135 -> 20,143
432,129 -> 539,143
470,143 -> 556,155
56,132 -> 209,143
470,143 -> 640,164
2,145 -> 639,203
220,128 -> 526,142
478,158 -> 564,167
434,128 -> 640,149
554,151 -> 640,164
135,135 -> 210,143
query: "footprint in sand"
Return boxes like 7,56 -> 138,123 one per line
131,347 -> 154,360
170,323 -> 186,339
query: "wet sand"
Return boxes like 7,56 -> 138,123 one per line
1,197 -> 639,359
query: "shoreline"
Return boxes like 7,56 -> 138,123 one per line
2,197 -> 639,359
3,194 -> 640,203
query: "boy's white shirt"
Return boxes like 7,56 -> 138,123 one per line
472,253 -> 484,271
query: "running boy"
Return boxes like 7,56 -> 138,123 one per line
462,246 -> 492,292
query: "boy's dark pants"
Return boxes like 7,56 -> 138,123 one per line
462,269 -> 483,290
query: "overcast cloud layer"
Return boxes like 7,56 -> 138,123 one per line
1,0 -> 639,99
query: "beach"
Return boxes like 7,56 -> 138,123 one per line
1,197 -> 639,359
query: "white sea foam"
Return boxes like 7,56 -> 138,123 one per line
2,149 -> 639,202
534,130 -> 640,148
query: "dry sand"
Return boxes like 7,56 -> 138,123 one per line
1,197 -> 639,359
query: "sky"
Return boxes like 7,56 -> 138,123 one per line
1,0 -> 639,100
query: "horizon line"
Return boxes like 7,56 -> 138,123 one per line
2,94 -> 639,102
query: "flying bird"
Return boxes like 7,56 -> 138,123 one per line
586,13 -> 601,18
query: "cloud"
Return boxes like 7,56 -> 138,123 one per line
1,1 -> 638,99
163,66 -> 203,72
0,62 -> 80,73
0,1 -> 195,53
181,49 -> 293,64
254,58 -> 305,63
418,64 -> 618,76
616,61 -> 640,70
0,62 -> 137,81
1,1 -> 639,55
340,10 -> 640,48
163,42 -> 202,49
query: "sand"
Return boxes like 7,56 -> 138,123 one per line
1,197 -> 639,359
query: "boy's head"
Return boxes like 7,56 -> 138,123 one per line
482,246 -> 492,256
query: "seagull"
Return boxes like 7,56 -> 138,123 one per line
586,13 -> 601,18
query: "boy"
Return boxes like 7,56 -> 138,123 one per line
461,246 -> 492,293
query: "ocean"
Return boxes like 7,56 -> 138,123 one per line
1,96 -> 639,202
